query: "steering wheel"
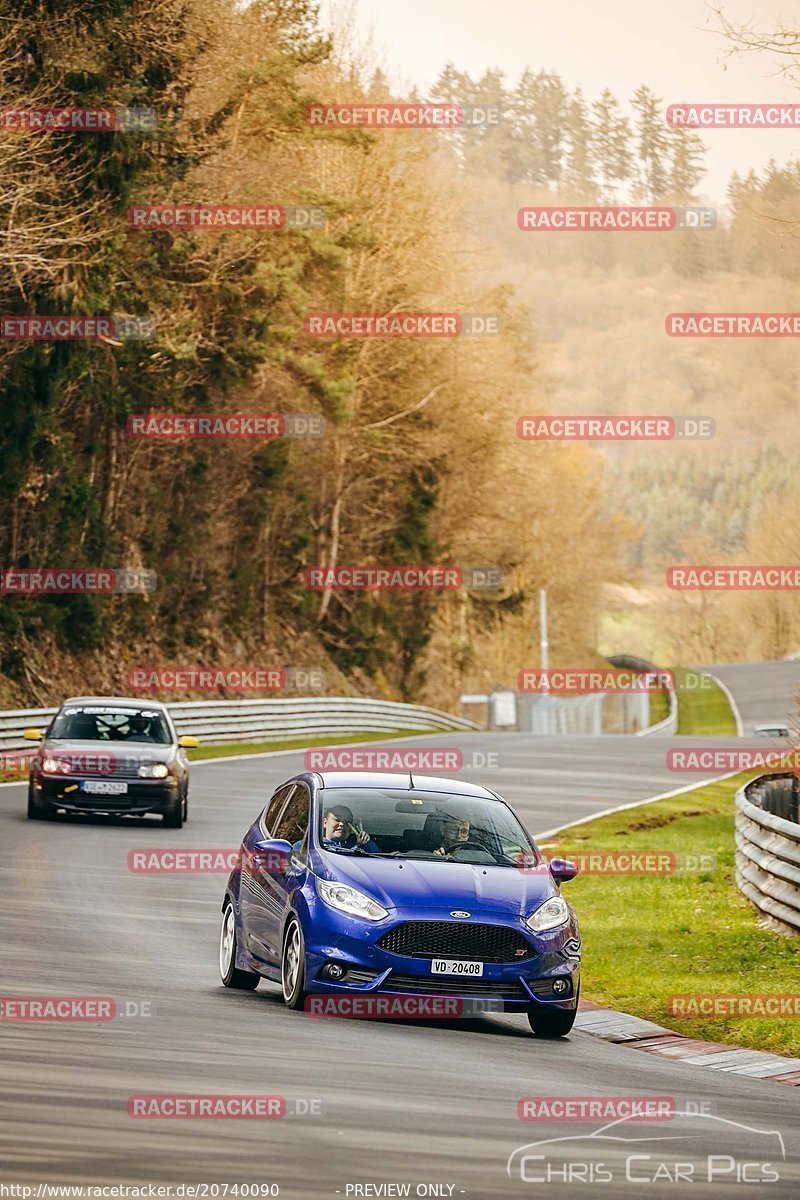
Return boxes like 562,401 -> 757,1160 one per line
442,839 -> 490,856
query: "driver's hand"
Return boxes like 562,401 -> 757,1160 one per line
355,825 -> 370,846
433,846 -> 445,856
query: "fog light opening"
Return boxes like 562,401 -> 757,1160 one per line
552,977 -> 570,996
321,962 -> 345,981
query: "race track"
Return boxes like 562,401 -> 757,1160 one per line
700,661 -> 800,734
2,720 -> 799,1198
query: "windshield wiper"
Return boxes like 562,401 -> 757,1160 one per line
323,844 -> 377,856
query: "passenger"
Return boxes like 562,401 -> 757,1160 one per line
322,804 -> 380,853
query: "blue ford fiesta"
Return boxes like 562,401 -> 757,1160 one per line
219,771 -> 581,1037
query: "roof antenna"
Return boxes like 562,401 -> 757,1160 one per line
409,770 -> 414,789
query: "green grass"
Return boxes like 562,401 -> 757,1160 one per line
673,667 -> 738,735
185,729 -> 426,762
542,774 -> 800,1057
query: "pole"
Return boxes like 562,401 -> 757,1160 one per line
539,588 -> 549,687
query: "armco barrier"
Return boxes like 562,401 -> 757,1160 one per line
735,773 -> 800,936
607,654 -> 677,738
0,696 -> 478,752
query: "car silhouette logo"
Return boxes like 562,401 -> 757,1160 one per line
450,910 -> 470,918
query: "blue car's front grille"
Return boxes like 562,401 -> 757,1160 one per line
377,920 -> 534,963
383,973 -> 529,999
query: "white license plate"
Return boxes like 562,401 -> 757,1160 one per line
80,780 -> 128,795
431,959 -> 484,976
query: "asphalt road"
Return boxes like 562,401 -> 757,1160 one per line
700,661 -> 800,734
2,729 -> 799,1198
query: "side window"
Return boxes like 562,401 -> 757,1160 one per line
262,784 -> 295,836
274,783 -> 311,848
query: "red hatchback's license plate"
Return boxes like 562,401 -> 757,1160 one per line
431,959 -> 483,976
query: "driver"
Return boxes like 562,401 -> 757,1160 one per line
322,804 -> 380,853
126,714 -> 153,741
433,814 -> 471,857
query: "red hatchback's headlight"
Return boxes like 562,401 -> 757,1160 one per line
42,756 -> 71,775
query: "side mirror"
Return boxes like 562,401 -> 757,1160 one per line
24,728 -> 43,742
549,857 -> 579,883
178,735 -> 199,749
249,838 -> 294,874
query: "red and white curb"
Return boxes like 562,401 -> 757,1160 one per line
577,999 -> 800,1086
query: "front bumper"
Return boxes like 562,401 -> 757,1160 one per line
301,898 -> 581,1012
32,774 -> 179,815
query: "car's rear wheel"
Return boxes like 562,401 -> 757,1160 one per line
27,785 -> 54,821
281,917 -> 306,1009
527,996 -> 578,1039
219,902 -> 260,990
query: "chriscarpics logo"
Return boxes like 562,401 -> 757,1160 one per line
506,1111 -> 790,1187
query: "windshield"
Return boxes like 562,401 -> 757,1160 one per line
49,705 -> 172,745
317,787 -> 539,867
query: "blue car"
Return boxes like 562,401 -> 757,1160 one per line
219,771 -> 581,1037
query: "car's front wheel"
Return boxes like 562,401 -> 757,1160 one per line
281,916 -> 306,1009
27,784 -> 54,821
219,901 -> 260,990
527,996 -> 578,1039
162,788 -> 183,829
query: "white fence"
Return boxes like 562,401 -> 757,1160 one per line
735,774 -> 800,936
0,697 -> 479,751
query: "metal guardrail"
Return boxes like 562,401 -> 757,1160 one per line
735,773 -> 800,936
464,655 -> 677,736
635,686 -> 678,737
0,697 -> 479,751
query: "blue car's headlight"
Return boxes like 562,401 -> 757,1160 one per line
316,877 -> 388,921
525,895 -> 569,933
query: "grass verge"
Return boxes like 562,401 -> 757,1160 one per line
541,773 -> 800,1057
674,667 -> 738,736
